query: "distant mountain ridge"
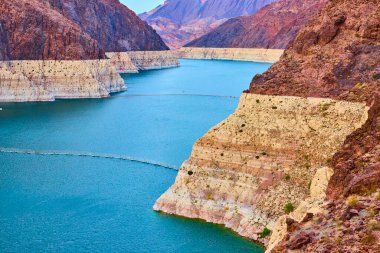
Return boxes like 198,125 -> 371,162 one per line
140,0 -> 275,48
186,0 -> 328,49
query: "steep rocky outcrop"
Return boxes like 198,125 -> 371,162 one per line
47,0 -> 168,52
0,0 -> 174,102
156,0 -> 380,251
106,51 -> 179,73
179,47 -> 284,63
154,93 -> 368,244
140,0 -> 275,48
0,0 -> 104,60
186,0 -> 327,49
0,60 -> 125,102
0,0 -> 168,61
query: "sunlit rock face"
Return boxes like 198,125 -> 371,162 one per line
0,60 -> 125,102
154,93 -> 368,244
179,47 -> 284,63
140,0 -> 275,48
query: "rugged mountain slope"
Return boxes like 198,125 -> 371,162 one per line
0,0 -> 104,60
0,0 -> 168,61
250,0 -> 380,251
47,0 -> 168,52
155,0 -> 380,251
186,0 -> 327,49
140,0 -> 275,48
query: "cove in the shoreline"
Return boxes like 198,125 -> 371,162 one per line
0,59 -> 270,252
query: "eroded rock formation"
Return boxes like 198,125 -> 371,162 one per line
140,0 -> 275,48
154,93 -> 368,244
186,0 -> 327,49
47,0 -> 169,52
0,60 -> 125,102
0,0 -> 174,102
0,0 -> 104,61
179,48 -> 284,63
156,0 -> 380,251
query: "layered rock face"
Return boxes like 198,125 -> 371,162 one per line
154,93 -> 368,243
125,51 -> 180,70
186,0 -> 327,49
47,0 -> 168,52
140,0 -> 275,48
106,51 -> 180,73
156,0 -> 380,251
0,0 -> 104,60
179,47 -> 284,63
0,0 -> 172,102
0,60 -> 125,102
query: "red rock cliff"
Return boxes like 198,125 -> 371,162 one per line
0,0 -> 104,60
47,0 -> 169,52
186,0 -> 327,49
251,0 -> 380,251
0,0 -> 168,61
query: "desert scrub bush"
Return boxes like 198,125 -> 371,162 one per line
259,227 -> 271,238
284,202 -> 295,214
355,83 -> 366,88
346,195 -> 358,207
372,73 -> 380,80
368,220 -> 380,231
187,170 -> 194,176
284,174 -> 291,181
361,233 -> 376,245
320,102 -> 332,111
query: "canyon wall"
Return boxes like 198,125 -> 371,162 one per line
154,93 -> 368,244
179,48 -> 284,63
125,51 -> 180,71
140,0 -> 275,48
46,0 -> 168,52
0,60 -> 125,102
186,0 -> 327,49
0,0 -> 104,61
156,0 -> 380,252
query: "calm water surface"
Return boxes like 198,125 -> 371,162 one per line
0,59 -> 270,252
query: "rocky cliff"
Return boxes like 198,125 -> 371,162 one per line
0,0 -> 104,60
106,51 -> 179,73
140,0 -> 275,48
155,0 -> 380,251
0,60 -> 125,102
47,0 -> 169,52
179,47 -> 284,63
154,94 -> 368,244
0,0 -> 173,102
186,0 -> 327,49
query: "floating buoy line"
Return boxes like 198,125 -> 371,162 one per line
0,147 -> 178,171
108,93 -> 239,99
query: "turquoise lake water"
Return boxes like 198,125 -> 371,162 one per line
0,59 -> 271,252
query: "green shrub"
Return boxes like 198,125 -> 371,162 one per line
284,174 -> 291,181
188,171 -> 194,176
346,195 -> 358,207
284,202 -> 295,214
259,227 -> 271,238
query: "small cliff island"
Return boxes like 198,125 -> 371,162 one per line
0,0 -> 179,102
155,0 -> 380,252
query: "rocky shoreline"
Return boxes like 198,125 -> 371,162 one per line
154,93 -> 369,245
179,48 -> 284,63
0,51 -> 180,102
